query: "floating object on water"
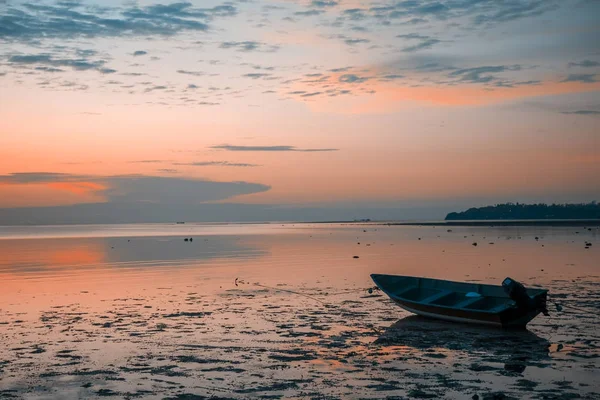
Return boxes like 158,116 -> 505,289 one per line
371,274 -> 548,328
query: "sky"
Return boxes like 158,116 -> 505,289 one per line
0,0 -> 599,223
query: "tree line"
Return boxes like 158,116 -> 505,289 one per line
445,202 -> 600,220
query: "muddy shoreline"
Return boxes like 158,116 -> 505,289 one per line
1,223 -> 598,399
384,219 -> 600,227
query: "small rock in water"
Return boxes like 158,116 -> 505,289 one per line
353,256 -> 359,259
184,238 -> 189,242
472,395 -> 479,400
472,242 -> 478,246
189,238 -> 193,242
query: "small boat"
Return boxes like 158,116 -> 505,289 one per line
371,274 -> 548,328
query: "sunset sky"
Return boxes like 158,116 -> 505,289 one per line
1,0 -> 599,223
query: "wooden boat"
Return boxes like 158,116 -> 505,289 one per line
371,274 -> 548,328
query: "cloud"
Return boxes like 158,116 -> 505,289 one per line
104,176 -> 267,204
0,2 -> 238,42
396,33 -> 442,52
561,110 -> 600,115
367,0 -> 558,27
8,54 -> 115,73
219,41 -> 279,52
329,67 -> 352,73
174,161 -> 260,167
342,8 -> 368,21
177,69 -> 204,76
210,145 -> 338,152
0,172 -> 269,204
133,50 -> 147,56
400,18 -> 428,25
493,79 -> 540,88
242,73 -> 272,79
568,60 -> 599,68
561,74 -> 597,83
344,38 -> 370,46
144,85 -> 169,92
449,65 -> 522,83
379,74 -> 404,81
473,1 -> 558,25
294,10 -> 325,17
339,74 -> 369,83
401,38 -> 441,52
34,66 -> 65,73
0,172 -> 80,184
396,33 -> 430,40
311,1 -> 338,8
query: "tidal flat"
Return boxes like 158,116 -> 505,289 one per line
1,223 -> 598,399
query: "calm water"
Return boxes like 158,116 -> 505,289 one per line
1,223 -> 598,399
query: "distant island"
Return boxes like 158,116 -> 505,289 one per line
446,202 -> 600,221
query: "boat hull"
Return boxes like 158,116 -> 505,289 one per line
371,274 -> 547,329
390,297 -> 543,328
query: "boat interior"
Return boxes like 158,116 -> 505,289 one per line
372,274 -> 547,313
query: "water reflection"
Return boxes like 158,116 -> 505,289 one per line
0,235 -> 267,278
375,315 -> 551,372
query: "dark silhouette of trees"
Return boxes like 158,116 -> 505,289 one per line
445,202 -> 600,220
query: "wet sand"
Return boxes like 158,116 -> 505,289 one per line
0,223 -> 598,399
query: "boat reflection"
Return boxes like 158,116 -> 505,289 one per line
375,315 -> 550,372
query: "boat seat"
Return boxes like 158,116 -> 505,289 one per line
420,290 -> 453,304
454,297 -> 484,309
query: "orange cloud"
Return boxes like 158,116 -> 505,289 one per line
47,181 -> 106,196
287,72 -> 600,114
354,80 -> 600,111
0,181 -> 107,208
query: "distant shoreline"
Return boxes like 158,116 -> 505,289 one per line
383,219 -> 600,227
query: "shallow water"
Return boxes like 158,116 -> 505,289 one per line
0,223 -> 598,399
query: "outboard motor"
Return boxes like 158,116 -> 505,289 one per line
502,277 -> 535,310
